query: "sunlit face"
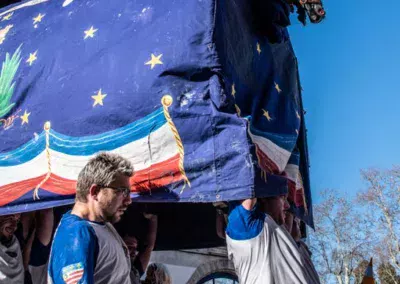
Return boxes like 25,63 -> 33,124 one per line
0,214 -> 20,243
96,174 -> 132,223
260,195 -> 290,225
277,195 -> 290,224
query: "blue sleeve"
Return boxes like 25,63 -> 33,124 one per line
48,223 -> 99,284
225,201 -> 266,240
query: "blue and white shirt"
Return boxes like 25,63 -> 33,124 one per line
226,202 -> 318,284
48,212 -> 131,284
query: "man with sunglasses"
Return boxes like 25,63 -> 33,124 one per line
48,152 -> 134,284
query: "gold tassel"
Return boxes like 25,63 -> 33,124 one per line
33,121 -> 52,200
161,95 -> 190,193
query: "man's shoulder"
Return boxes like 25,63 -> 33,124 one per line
54,214 -> 97,245
59,213 -> 91,228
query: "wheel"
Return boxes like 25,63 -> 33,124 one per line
186,259 -> 238,284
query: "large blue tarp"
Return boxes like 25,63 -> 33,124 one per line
0,0 -> 313,226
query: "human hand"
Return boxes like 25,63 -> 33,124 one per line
143,213 -> 157,220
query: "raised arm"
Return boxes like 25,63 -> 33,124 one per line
226,198 -> 265,240
136,213 -> 158,275
241,198 -> 257,211
35,208 -> 54,246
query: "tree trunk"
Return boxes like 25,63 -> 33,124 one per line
336,275 -> 343,284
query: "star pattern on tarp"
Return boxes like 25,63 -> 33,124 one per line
262,109 -> 272,121
2,13 -> 13,21
20,110 -> 30,125
84,26 -> 98,39
231,84 -> 236,97
26,51 -> 38,66
92,89 -> 107,107
145,53 -> 163,69
256,42 -> 262,55
275,82 -> 282,93
33,13 -> 45,24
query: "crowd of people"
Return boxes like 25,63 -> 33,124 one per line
0,152 -> 319,283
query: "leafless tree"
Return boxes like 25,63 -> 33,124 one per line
357,167 -> 400,272
377,262 -> 400,284
353,259 -> 369,284
310,190 -> 372,284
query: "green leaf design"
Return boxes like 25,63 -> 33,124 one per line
0,45 -> 22,118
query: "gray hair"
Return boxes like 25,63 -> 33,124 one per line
76,152 -> 134,202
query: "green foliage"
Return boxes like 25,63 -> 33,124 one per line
0,45 -> 22,118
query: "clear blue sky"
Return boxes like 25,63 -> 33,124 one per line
288,0 -> 400,203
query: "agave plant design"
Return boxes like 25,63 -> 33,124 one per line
0,45 -> 22,119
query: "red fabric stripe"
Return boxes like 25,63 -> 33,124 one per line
287,179 -> 305,208
0,176 -> 47,206
0,154 -> 183,206
131,153 -> 183,192
255,145 -> 280,174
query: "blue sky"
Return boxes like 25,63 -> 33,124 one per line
288,0 -> 400,203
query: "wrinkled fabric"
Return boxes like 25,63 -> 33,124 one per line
226,203 -> 316,284
0,236 -> 24,284
298,241 -> 321,284
0,0 -> 312,226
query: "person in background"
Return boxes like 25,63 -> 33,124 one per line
213,202 -> 228,240
291,216 -> 321,283
16,209 -> 54,284
284,209 -> 294,233
143,263 -> 172,284
48,152 -> 134,284
123,212 -> 158,284
225,192 -> 317,283
0,213 -> 24,283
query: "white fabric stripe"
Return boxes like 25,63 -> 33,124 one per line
248,132 -> 291,173
0,0 -> 49,16
0,151 -> 48,187
0,124 -> 177,186
284,164 -> 302,190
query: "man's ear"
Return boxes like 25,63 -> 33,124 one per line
89,184 -> 101,201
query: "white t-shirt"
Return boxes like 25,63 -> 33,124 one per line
226,202 -> 319,284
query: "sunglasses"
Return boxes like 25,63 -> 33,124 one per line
98,185 -> 131,198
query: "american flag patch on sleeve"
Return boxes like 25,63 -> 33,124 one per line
62,262 -> 84,284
